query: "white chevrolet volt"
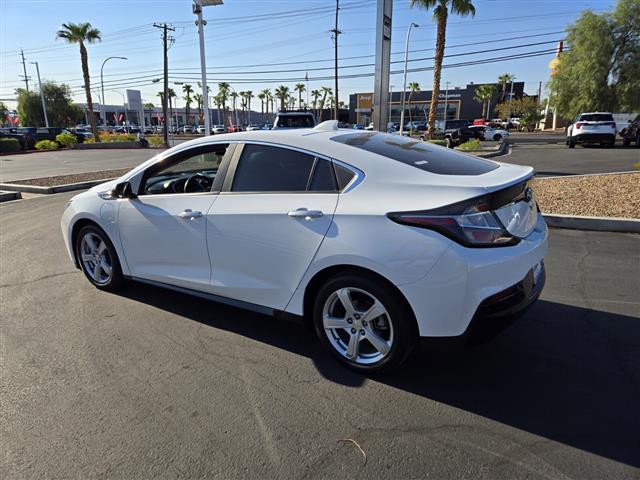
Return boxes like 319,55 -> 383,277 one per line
61,121 -> 547,372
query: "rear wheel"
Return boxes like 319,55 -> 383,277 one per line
493,134 -> 502,141
568,139 -> 576,148
75,225 -> 123,291
636,132 -> 640,148
313,274 -> 417,373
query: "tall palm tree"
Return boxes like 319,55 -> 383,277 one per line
182,84 -> 193,125
167,88 -> 177,125
260,88 -> 271,116
407,81 -> 420,126
193,93 -> 203,122
274,85 -> 289,112
320,86 -> 333,121
257,92 -> 266,115
294,83 -> 306,109
410,0 -> 476,138
56,22 -> 102,141
311,89 -> 321,118
217,82 -> 230,126
473,84 -> 496,118
497,73 -> 515,101
244,90 -> 253,123
230,91 -> 238,126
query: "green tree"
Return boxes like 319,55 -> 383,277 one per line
494,97 -> 540,123
549,0 -> 640,119
410,0 -> 476,138
56,22 -> 101,141
257,92 -> 266,115
311,89 -> 321,117
474,84 -> 496,118
182,84 -> 193,125
294,83 -> 306,109
497,73 -> 515,101
0,102 -> 8,126
16,82 -> 83,127
193,93 -> 203,122
260,88 -> 271,116
275,85 -> 290,112
319,86 -> 333,121
407,81 -> 420,126
217,82 -> 230,125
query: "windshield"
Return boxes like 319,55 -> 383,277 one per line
331,132 -> 498,176
579,114 -> 614,122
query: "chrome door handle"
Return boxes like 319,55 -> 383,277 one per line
288,208 -> 323,220
178,209 -> 202,219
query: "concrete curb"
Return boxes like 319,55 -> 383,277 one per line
0,178 -> 116,195
0,190 -> 22,202
543,214 -> 640,233
476,141 -> 510,158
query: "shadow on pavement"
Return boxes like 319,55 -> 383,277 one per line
116,282 -> 640,467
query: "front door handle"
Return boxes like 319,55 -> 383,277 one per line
178,209 -> 203,219
288,208 -> 323,220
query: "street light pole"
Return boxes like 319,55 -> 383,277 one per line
30,62 -> 49,127
507,79 -> 515,126
388,85 -> 394,127
443,81 -> 450,124
194,0 -> 223,136
100,56 -> 127,126
399,22 -> 418,135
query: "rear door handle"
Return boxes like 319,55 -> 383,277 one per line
178,209 -> 203,219
288,208 -> 323,220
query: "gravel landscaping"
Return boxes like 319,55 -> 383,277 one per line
4,168 -> 130,187
533,172 -> 640,219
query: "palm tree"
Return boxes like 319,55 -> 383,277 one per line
294,83 -> 306,109
319,86 -> 333,121
244,90 -> 253,123
274,85 -> 289,112
498,73 -> 515,101
167,88 -> 177,125
182,84 -> 193,125
474,84 -> 496,118
193,93 -> 203,122
260,88 -> 271,116
311,89 -> 321,118
217,82 -> 230,126
410,0 -> 476,138
230,91 -> 238,126
407,81 -> 420,127
56,22 -> 101,141
257,92 -> 266,115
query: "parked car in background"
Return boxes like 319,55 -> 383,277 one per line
566,112 -> 617,148
353,124 -> 364,130
337,121 -> 350,129
441,119 -> 474,148
619,114 -> 640,148
212,125 -> 226,134
468,125 -> 510,142
195,125 -> 206,134
246,125 -> 261,131
182,125 -> 194,134
261,124 -> 273,130
61,121 -> 547,373
0,128 -> 28,150
272,111 -> 316,130
71,128 -> 93,141
16,127 -> 86,148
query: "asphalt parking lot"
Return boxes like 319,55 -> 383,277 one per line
505,143 -> 640,176
2,192 -> 639,478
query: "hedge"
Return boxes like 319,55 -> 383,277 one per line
35,139 -> 59,150
0,138 -> 22,153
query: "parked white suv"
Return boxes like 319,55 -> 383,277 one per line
272,111 -> 316,130
566,112 -> 617,148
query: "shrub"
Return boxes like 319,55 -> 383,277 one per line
458,139 -> 482,151
99,132 -> 136,143
147,135 -> 165,147
56,132 -> 78,147
35,139 -> 59,150
427,139 -> 447,146
0,138 -> 22,153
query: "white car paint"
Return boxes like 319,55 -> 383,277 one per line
62,124 -> 547,340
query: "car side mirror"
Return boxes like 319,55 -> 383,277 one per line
109,181 -> 136,199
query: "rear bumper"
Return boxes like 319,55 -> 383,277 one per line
570,133 -> 615,143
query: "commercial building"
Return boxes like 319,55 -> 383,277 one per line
349,82 -> 528,126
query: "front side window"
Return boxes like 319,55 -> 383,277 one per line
232,144 -> 316,192
142,144 -> 229,195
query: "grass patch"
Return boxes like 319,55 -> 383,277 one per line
457,139 -> 482,151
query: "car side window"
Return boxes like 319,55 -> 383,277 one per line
232,144 -> 316,192
142,144 -> 230,195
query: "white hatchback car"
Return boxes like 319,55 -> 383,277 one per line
62,121 -> 547,372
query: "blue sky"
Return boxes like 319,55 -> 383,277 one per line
0,0 -> 616,109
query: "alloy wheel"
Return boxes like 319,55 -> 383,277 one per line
322,287 -> 394,365
80,232 -> 113,285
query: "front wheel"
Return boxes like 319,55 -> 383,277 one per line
493,134 -> 502,141
568,139 -> 576,148
75,225 -> 123,291
313,274 -> 417,373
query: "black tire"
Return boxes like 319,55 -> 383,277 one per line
636,133 -> 640,148
75,224 -> 123,291
623,138 -> 630,147
312,273 -> 418,373
493,134 -> 502,141
568,139 -> 576,149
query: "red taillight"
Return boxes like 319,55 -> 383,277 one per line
575,122 -> 584,129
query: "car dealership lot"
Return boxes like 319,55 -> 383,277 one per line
2,192 -> 639,478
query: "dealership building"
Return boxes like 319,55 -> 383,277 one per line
349,82 -> 528,125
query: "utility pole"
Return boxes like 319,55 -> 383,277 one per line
19,49 -> 30,92
30,62 -> 49,127
154,23 -> 175,147
443,81 -> 450,124
506,79 -> 515,126
331,0 -> 341,120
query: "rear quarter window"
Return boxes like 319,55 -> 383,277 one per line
331,132 -> 498,176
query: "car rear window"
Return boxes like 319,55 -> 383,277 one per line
276,115 -> 314,128
331,132 -> 499,176
579,114 -> 614,122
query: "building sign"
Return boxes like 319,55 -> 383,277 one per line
357,94 -> 373,112
438,92 -> 461,99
